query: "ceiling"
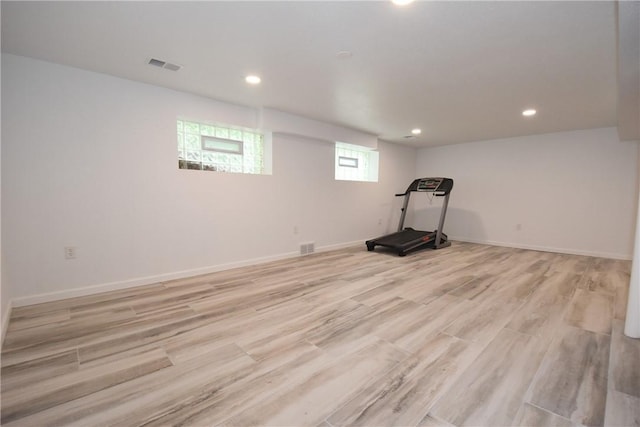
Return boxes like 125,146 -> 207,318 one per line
1,1 -> 622,147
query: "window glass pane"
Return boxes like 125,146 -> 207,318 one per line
177,132 -> 184,150
185,151 -> 201,161
200,124 -> 215,136
184,121 -> 199,134
243,132 -> 255,144
339,156 -> 358,168
215,127 -> 229,139
185,134 -> 200,150
203,137 -> 242,154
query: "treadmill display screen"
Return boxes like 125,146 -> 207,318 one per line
417,178 -> 442,191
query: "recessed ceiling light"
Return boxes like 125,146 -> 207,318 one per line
411,128 -> 422,135
245,75 -> 261,85
391,0 -> 415,5
522,109 -> 537,117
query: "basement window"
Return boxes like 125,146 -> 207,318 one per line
177,119 -> 271,174
335,142 -> 379,182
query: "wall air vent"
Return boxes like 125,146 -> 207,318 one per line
300,242 -> 315,255
147,58 -> 182,72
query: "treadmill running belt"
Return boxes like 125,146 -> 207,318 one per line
372,229 -> 431,247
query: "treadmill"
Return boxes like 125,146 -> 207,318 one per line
366,177 -> 454,256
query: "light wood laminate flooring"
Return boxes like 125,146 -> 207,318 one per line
1,242 -> 638,426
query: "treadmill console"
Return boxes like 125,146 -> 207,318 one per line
417,178 -> 442,191
406,177 -> 454,196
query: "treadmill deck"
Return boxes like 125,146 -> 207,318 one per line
366,227 -> 447,256
369,228 -> 431,247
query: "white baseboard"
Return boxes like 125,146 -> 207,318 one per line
451,236 -> 632,260
11,236 -> 627,309
1,300 -> 12,351
11,240 -> 364,308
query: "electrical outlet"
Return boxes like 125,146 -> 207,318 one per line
516,223 -> 522,231
293,226 -> 299,235
64,246 -> 77,259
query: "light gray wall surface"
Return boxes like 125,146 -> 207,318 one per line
416,128 -> 638,259
1,54 -> 416,305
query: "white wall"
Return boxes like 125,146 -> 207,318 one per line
415,128 -> 638,259
1,54 -> 416,305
